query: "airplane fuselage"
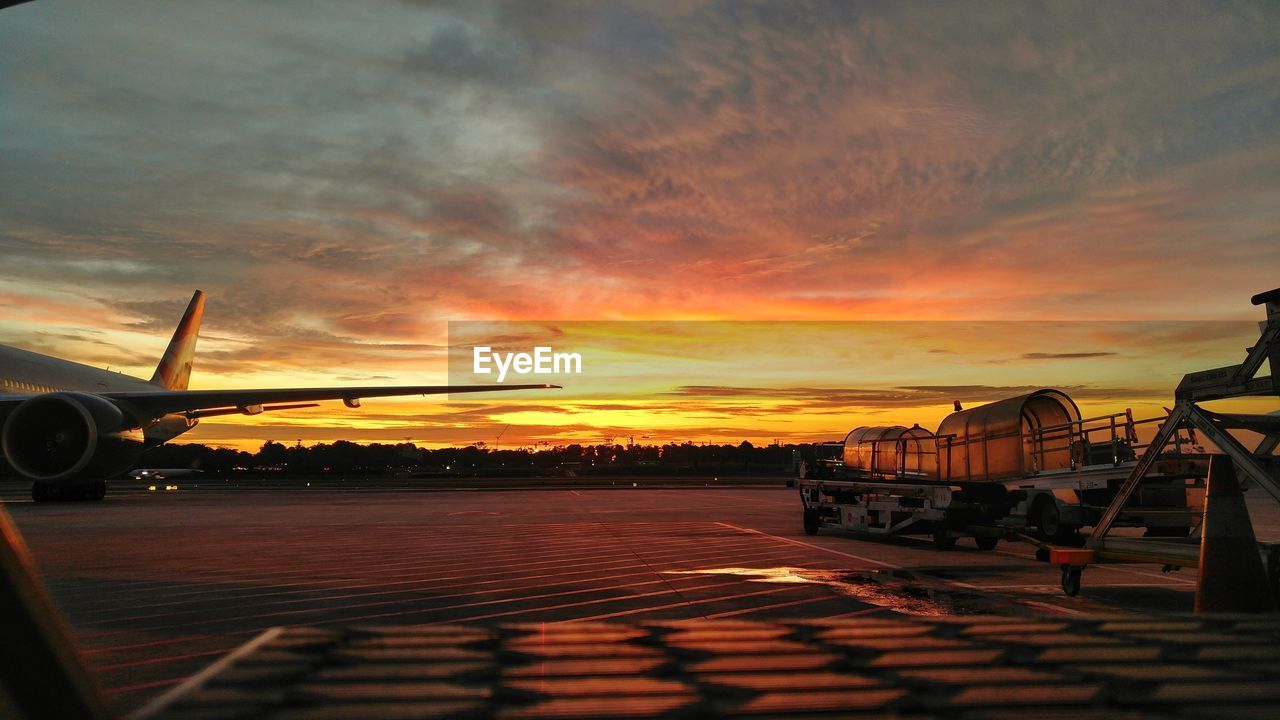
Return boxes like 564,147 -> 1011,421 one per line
0,344 -> 196,449
0,343 -> 155,394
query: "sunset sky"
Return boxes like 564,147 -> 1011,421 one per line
0,1 -> 1276,450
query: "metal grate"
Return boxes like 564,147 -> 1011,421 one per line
136,614 -> 1280,719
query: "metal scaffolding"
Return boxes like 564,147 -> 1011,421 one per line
1051,288 -> 1280,597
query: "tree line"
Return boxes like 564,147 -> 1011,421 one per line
135,439 -> 806,477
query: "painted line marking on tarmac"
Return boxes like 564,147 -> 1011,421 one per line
419,576 -> 790,626
689,491 -> 794,508
81,634 -> 219,655
206,563 -> 825,633
561,583 -> 811,623
104,677 -> 186,695
1086,563 -> 1197,586
75,540 -> 806,631
711,522 -> 1083,601
994,547 -> 1196,586
825,606 -> 893,619
93,647 -> 237,672
81,545 -> 821,630
74,535 -> 777,623
705,593 -> 846,619
62,530 -> 763,605
81,554 -> 832,637
1020,600 -> 1088,616
714,522 -> 901,569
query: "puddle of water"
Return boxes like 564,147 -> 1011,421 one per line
666,566 -> 987,616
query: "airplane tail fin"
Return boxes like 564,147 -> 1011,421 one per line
149,290 -> 205,391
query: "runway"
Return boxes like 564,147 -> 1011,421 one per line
3,482 -> 1272,714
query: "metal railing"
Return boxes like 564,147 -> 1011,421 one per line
933,409 -> 1200,482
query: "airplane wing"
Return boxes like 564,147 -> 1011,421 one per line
98,384 -> 559,419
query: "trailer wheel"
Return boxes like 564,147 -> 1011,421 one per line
932,526 -> 956,550
803,508 -> 820,536
1035,497 -> 1064,540
1061,567 -> 1082,597
974,536 -> 999,551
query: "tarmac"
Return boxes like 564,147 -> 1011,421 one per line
3,479 -> 1279,715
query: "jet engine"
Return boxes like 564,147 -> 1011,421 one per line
1,392 -> 145,484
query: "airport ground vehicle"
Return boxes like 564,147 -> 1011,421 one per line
796,389 -> 1206,549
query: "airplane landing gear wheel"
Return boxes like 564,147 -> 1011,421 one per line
974,536 -> 999,551
1061,567 -> 1082,597
803,508 -> 820,536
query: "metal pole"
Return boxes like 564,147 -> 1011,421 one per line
1088,401 -> 1189,547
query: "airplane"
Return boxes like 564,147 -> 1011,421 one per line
127,468 -> 201,481
0,290 -> 556,502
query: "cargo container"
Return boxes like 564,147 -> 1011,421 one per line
797,389 -> 1205,549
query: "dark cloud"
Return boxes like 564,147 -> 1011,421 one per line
668,383 -> 1165,408
0,1 -> 1275,444
1021,352 -> 1118,360
3,1 -> 1277,329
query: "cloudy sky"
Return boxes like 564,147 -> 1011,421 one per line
1,1 -> 1276,448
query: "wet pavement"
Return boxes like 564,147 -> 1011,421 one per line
3,482 -> 1277,714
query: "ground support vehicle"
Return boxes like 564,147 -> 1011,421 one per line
798,389 -> 1207,549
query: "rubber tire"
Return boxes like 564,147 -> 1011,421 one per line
802,508 -> 820,536
1061,567 -> 1082,597
92,480 -> 107,501
974,536 -> 999,551
31,482 -> 47,503
932,526 -> 957,550
1036,499 -> 1063,540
